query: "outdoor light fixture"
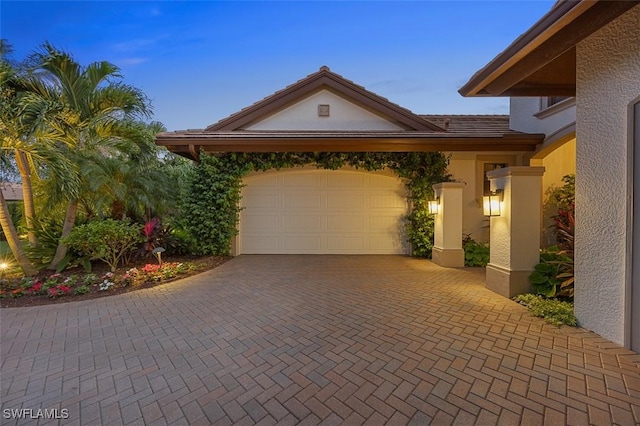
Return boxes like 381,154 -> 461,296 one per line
483,190 -> 503,217
428,198 -> 440,215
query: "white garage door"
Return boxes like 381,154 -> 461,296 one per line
239,169 -> 409,254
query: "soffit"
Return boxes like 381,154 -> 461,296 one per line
459,1 -> 638,97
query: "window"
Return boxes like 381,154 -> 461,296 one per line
545,96 -> 569,108
475,155 -> 517,202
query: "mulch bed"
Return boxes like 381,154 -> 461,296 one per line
0,256 -> 231,308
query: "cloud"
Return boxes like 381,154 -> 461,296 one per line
112,38 -> 161,53
119,57 -> 149,66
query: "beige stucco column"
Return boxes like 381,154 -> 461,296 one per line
485,166 -> 545,297
431,182 -> 465,268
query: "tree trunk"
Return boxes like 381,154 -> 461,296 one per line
0,190 -> 38,276
15,150 -> 38,246
48,199 -> 79,270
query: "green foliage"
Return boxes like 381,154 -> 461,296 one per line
0,201 -> 24,241
529,246 -> 574,298
74,285 -> 89,295
548,174 -> 575,212
179,154 -> 249,255
463,237 -> 489,267
514,294 -> 577,326
179,151 -> 450,257
549,174 -> 575,252
63,219 -> 143,271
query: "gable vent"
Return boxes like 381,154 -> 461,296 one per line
318,104 -> 330,117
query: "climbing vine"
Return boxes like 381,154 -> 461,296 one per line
180,151 -> 450,256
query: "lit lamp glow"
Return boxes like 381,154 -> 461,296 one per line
428,198 -> 440,215
483,190 -> 503,216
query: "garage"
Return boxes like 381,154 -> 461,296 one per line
238,169 -> 409,254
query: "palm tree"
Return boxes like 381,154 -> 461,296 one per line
0,40 -> 40,275
82,120 -> 176,220
24,43 -> 151,270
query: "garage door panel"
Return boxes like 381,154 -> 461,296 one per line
283,215 -> 322,230
242,214 -> 279,230
327,215 -> 364,230
327,173 -> 365,188
370,194 -> 405,209
284,193 -> 322,209
370,236 -> 402,251
244,194 -> 279,209
242,236 -> 281,252
284,173 -> 322,188
241,170 -> 408,254
327,194 -> 364,209
327,236 -> 365,251
370,215 -> 404,230
284,236 -> 322,251
371,174 -> 402,188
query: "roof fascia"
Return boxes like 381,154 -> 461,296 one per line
206,69 -> 444,132
459,1 -> 637,97
156,133 -> 544,158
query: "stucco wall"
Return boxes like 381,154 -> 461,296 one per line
531,138 -> 576,247
246,90 -> 403,131
509,97 -> 576,135
575,5 -> 640,346
447,152 -> 525,243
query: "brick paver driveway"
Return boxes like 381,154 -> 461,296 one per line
2,255 -> 639,425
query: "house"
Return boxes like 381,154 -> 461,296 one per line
459,1 -> 640,351
156,66 -> 543,256
1,182 -> 23,202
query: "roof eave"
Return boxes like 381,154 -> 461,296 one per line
459,1 -> 638,97
156,133 -> 545,160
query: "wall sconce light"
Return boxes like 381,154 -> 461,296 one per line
428,197 -> 440,215
483,190 -> 503,216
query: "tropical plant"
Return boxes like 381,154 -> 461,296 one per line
529,246 -> 574,298
21,43 -> 151,270
462,235 -> 490,267
533,175 -> 575,298
62,219 -> 143,272
549,174 -> 575,251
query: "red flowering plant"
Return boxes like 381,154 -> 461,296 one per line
137,217 -> 164,259
27,281 -> 44,295
47,285 -> 72,298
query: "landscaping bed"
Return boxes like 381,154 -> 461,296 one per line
0,256 -> 230,308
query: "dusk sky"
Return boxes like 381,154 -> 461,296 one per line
1,1 -> 554,131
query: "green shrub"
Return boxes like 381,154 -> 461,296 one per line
63,219 -> 143,272
179,154 -> 248,255
529,246 -> 574,298
514,294 -> 577,326
463,238 -> 489,267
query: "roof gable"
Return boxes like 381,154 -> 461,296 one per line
206,66 -> 445,132
245,90 -> 405,131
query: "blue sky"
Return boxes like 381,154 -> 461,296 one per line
1,1 -> 554,131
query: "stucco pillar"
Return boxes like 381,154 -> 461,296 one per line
432,182 -> 465,267
485,166 -> 545,297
